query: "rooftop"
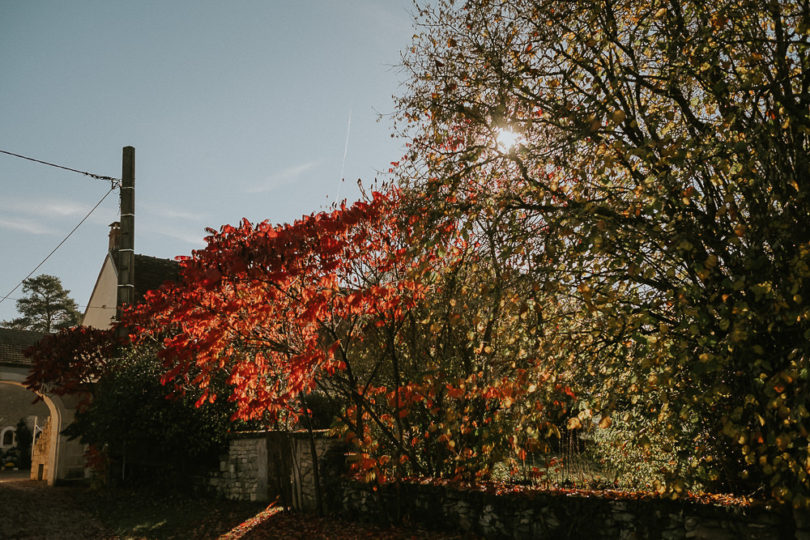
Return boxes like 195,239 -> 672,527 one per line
0,328 -> 44,366
133,254 -> 180,301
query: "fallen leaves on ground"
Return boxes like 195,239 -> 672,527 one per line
223,504 -> 470,539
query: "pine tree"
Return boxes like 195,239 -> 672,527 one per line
2,274 -> 81,333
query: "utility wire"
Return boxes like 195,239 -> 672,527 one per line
0,185 -> 118,309
1,295 -> 113,310
0,148 -> 121,186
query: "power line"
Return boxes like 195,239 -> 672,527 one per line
0,185 -> 118,309
0,295 -> 113,310
0,148 -> 121,186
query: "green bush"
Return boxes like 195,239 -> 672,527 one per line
65,346 -> 236,489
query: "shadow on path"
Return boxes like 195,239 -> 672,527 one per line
0,477 -> 112,539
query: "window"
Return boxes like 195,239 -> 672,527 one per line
0,427 -> 15,448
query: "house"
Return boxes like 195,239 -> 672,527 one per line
0,327 -> 84,482
0,222 -> 179,483
0,328 -> 49,454
83,222 -> 179,330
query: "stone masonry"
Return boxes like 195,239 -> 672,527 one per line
207,430 -> 335,509
208,434 -> 268,502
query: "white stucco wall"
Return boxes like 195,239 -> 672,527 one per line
82,254 -> 118,330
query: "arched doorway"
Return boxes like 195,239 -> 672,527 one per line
0,376 -> 85,485
0,382 -> 48,475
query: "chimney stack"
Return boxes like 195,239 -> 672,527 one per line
108,222 -> 121,253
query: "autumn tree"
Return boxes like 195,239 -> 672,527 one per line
125,192 -> 433,496
24,326 -> 115,400
2,274 -> 81,333
394,0 -> 810,503
124,189 -> 568,484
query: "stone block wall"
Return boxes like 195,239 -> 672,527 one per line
336,481 -> 807,540
206,433 -> 807,538
30,415 -> 50,481
207,430 -> 337,510
207,434 -> 268,502
288,432 -> 334,513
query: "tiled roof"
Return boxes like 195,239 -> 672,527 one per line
133,254 -> 180,301
0,328 -> 44,366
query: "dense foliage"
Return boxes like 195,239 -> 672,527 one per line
393,0 -> 810,504
15,418 -> 32,470
22,0 -> 810,507
24,326 -> 115,402
122,190 -> 574,483
24,329 -> 235,487
63,346 -> 235,488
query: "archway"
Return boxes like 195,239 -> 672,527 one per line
0,372 -> 86,485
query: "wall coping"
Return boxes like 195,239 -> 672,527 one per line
229,429 -> 332,440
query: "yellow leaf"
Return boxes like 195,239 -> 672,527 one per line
567,417 -> 582,430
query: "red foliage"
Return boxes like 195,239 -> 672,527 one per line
124,189 -> 426,424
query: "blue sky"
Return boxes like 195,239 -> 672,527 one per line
0,1 -> 416,322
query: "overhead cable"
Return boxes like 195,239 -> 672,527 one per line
0,148 -> 121,186
0,185 -> 118,308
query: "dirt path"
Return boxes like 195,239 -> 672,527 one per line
0,474 -> 468,539
0,478 -> 113,539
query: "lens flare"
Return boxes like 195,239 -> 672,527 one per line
496,128 -> 520,151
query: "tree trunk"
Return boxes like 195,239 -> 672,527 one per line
302,400 -> 324,516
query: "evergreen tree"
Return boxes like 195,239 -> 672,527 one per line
2,274 -> 81,333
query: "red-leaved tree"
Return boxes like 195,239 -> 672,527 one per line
24,326 -> 117,406
125,188 -> 569,483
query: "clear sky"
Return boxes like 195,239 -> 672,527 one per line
0,0 -> 416,323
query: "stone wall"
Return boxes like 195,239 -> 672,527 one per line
206,434 -> 807,538
30,415 -> 50,481
207,430 -> 336,511
336,481 -> 807,540
288,431 -> 335,513
207,433 -> 268,502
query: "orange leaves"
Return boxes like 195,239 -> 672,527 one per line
121,187 -> 443,428
446,384 -> 465,399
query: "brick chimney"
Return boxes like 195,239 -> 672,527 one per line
108,221 -> 121,253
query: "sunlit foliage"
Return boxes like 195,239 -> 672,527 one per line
393,0 -> 810,504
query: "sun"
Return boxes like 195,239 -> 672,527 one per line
496,128 -> 520,151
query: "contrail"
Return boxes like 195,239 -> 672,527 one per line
336,109 -> 352,203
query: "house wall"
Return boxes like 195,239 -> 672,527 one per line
82,254 -> 118,330
0,384 -> 49,445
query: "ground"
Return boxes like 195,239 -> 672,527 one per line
0,471 -> 470,539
